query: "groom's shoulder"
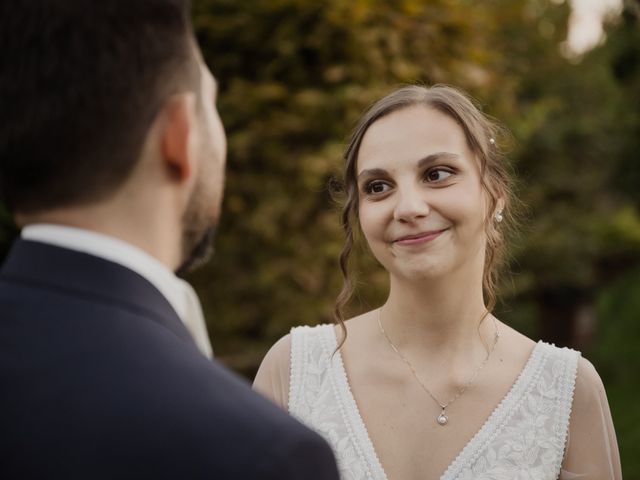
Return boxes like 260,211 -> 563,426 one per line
127,352 -> 338,476
148,350 -> 300,436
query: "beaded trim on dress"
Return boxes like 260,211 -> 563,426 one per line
288,324 -> 580,480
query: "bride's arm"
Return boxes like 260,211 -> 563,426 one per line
559,356 -> 622,479
253,334 -> 292,409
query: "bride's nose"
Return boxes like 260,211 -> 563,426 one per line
393,184 -> 430,223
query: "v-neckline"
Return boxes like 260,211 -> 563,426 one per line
325,326 -> 546,480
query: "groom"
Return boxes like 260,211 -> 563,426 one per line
0,1 -> 339,479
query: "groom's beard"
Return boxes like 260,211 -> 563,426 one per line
176,176 -> 219,278
176,225 -> 216,278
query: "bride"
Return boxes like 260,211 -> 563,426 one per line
253,85 -> 622,479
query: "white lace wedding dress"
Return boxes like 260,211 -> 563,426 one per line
288,324 -> 580,480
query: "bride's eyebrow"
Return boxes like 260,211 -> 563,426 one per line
357,152 -> 460,181
416,152 -> 460,169
357,168 -> 388,183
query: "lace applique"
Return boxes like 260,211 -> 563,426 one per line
289,325 -> 385,479
289,324 -> 579,480
442,342 -> 579,480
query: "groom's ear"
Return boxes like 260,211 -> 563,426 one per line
159,93 -> 198,183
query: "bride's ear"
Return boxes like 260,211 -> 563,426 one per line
159,93 -> 197,183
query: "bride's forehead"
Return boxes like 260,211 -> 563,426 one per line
357,109 -> 471,171
361,107 -> 466,148
367,105 -> 464,136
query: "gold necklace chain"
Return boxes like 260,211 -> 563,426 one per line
377,307 -> 500,426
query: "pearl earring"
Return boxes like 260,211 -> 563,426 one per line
495,211 -> 504,223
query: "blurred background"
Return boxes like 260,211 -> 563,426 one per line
1,0 -> 638,475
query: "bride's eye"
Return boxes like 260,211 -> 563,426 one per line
364,180 -> 391,195
425,168 -> 454,183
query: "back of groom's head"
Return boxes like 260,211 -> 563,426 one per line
0,0 -> 200,215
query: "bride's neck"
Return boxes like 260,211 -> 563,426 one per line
382,274 -> 490,355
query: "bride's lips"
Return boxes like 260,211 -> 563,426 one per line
393,228 -> 448,246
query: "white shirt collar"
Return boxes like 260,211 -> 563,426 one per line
21,223 -> 213,358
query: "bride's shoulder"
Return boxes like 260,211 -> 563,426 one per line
257,324 -> 333,369
500,320 -> 606,403
341,310 -> 378,339
572,355 -> 609,412
562,355 -> 621,477
260,332 -> 294,369
495,319 -> 534,345
253,323 -> 336,407
253,333 -> 294,408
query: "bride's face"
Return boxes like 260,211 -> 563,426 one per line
356,105 -> 488,282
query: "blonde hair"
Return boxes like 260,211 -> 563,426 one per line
333,84 -> 517,348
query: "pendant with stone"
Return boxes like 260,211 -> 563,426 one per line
437,409 -> 448,426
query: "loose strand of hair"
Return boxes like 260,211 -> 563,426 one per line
332,203 -> 355,353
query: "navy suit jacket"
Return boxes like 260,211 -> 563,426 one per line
0,239 -> 339,479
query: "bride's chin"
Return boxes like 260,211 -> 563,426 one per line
390,259 -> 450,283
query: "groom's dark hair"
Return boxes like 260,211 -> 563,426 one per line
0,0 -> 199,214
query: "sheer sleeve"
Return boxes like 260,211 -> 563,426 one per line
559,356 -> 622,479
252,334 -> 292,410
